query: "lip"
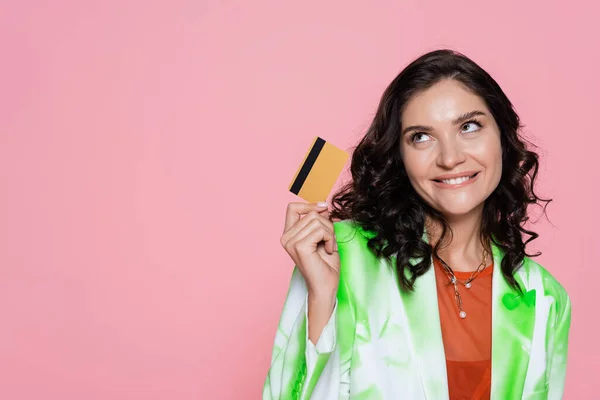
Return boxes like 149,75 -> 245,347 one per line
433,170 -> 480,181
432,171 -> 480,189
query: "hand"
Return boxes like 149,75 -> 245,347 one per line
280,201 -> 340,301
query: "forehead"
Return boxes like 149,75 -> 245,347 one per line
401,79 -> 488,124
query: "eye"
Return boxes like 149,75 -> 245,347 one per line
410,132 -> 432,144
461,120 -> 482,133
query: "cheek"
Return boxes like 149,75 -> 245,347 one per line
480,138 -> 503,183
402,150 -> 430,181
493,159 -> 503,188
474,135 -> 502,165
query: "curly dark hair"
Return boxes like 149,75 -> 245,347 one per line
329,48 -> 550,292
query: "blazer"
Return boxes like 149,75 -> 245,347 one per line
263,220 -> 571,400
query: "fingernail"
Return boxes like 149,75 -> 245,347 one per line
334,241 -> 338,251
317,201 -> 328,208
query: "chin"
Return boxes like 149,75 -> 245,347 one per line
435,203 -> 483,218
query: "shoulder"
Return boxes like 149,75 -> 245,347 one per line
332,219 -> 389,280
332,219 -> 379,256
518,257 -> 570,311
333,219 -> 372,241
333,219 -> 382,239
332,219 -> 373,252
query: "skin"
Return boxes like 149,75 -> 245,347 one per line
400,79 -> 502,271
281,202 -> 338,344
281,78 -> 504,343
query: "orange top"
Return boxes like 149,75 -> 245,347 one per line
434,256 -> 493,400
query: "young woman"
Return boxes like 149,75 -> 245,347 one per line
263,49 -> 571,400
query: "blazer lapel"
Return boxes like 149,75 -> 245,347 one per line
398,252 -> 449,400
490,243 -> 535,400
391,233 -> 537,399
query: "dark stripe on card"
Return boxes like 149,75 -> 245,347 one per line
289,137 -> 326,195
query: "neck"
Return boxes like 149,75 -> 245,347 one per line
425,206 -> 489,272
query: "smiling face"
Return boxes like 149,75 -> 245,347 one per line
399,79 -> 503,219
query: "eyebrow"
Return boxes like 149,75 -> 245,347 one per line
401,110 -> 487,136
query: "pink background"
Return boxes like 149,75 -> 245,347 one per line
1,1 -> 598,398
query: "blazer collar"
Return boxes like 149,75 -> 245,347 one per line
395,233 -> 533,399
398,252 -> 448,399
489,244 -> 535,399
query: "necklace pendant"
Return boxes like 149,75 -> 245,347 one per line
465,282 -> 472,289
459,311 -> 467,319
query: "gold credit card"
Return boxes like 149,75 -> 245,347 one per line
289,136 -> 349,203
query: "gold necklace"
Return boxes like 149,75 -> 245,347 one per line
438,249 -> 489,319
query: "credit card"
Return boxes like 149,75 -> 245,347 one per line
288,136 -> 349,203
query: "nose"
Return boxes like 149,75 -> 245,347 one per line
436,137 -> 466,169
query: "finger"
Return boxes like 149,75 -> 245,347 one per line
283,217 -> 332,263
287,218 -> 335,255
281,211 -> 334,248
295,226 -> 336,264
283,211 -> 333,242
318,209 -> 330,219
285,218 -> 330,249
283,201 -> 328,233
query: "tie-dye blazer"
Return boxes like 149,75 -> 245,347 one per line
263,220 -> 571,399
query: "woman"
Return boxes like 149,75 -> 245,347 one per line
263,49 -> 571,400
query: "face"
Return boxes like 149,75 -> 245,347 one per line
399,79 -> 502,219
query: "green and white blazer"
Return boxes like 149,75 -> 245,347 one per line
263,220 -> 571,399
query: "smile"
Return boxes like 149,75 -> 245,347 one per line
432,172 -> 480,188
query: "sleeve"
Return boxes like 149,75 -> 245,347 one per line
262,267 -> 349,399
547,294 -> 572,400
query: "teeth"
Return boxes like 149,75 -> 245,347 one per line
441,175 -> 471,185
